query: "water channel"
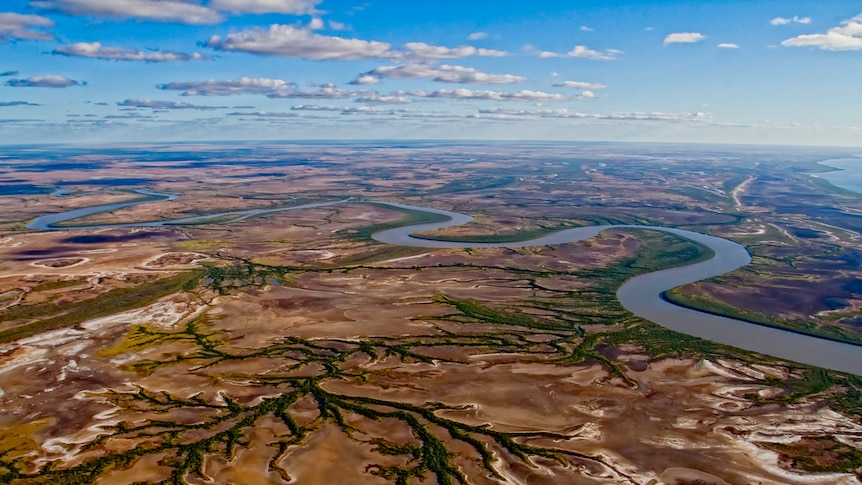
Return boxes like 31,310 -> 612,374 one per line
26,191 -> 862,375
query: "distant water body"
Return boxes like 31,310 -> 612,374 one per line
814,157 -> 862,194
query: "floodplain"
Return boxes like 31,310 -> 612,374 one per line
1,142 -> 861,484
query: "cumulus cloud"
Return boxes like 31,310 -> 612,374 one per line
208,0 -> 320,14
291,104 -> 345,112
289,104 -> 462,120
717,43 -> 740,48
308,17 -> 324,29
206,24 -> 393,60
663,32 -> 706,45
407,88 -> 566,102
30,0 -> 224,25
538,45 -> 620,60
205,25 -> 507,61
158,78 -> 373,99
552,80 -> 607,89
343,107 -> 462,119
266,83 -> 373,99
580,25 -> 593,31
118,99 -> 226,110
770,15 -> 811,25
349,75 -> 380,85
400,42 -> 507,60
0,12 -> 54,41
5,75 -> 83,87
354,94 -> 412,104
781,13 -> 862,51
53,42 -> 210,62
158,77 -> 296,96
357,64 -> 526,85
226,110 -> 298,117
466,31 -> 488,40
0,101 -> 40,107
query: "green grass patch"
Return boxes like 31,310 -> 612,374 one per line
0,270 -> 204,344
204,261 -> 295,294
413,175 -> 517,196
410,222 -> 581,244
668,186 -> 729,204
721,173 -> 750,194
576,229 -> 714,289
763,436 -> 862,480
30,279 -> 88,292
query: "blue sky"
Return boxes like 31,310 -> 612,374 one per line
0,0 -> 860,146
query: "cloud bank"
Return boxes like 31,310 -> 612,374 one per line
538,45 -> 620,60
31,0 -> 224,25
357,64 -> 526,84
206,24 -> 392,60
54,42 -> 210,62
5,75 -> 83,87
0,12 -> 54,41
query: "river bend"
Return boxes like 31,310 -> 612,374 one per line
26,193 -> 862,375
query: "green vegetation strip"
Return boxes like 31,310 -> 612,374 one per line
410,222 -> 581,244
0,270 -> 203,344
663,287 -> 862,346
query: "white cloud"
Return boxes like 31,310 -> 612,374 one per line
552,80 -> 607,89
781,13 -> 862,51
770,15 -> 811,26
354,95 -> 412,104
358,64 -> 526,85
0,12 -> 54,41
227,111 -> 298,118
400,42 -> 507,60
308,17 -> 324,30
349,75 -> 380,85
208,0 -> 320,14
267,83 -> 372,99
467,31 -> 487,40
158,78 -> 375,99
343,107 -> 458,119
291,104 -> 346,112
408,88 -> 566,102
30,0 -> 224,25
53,42 -> 210,62
663,32 -> 706,45
538,45 -> 620,60
717,43 -> 740,49
158,77 -> 296,96
478,107 -> 709,122
289,105 -> 463,121
206,24 -> 393,59
580,25 -> 593,32
5,75 -> 83,87
118,99 -> 225,110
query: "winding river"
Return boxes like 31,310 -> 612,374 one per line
26,191 -> 862,375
